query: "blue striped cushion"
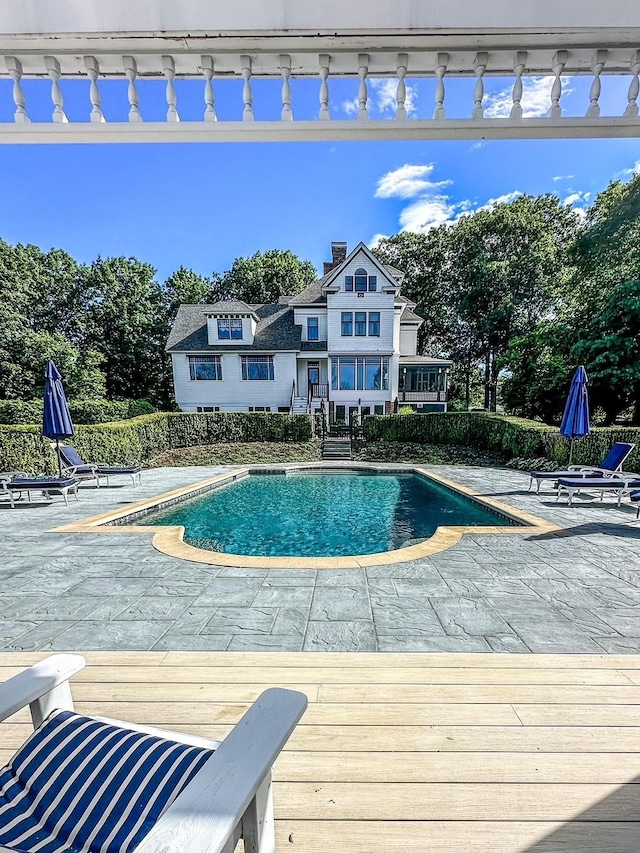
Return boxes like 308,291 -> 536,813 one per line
0,711 -> 214,853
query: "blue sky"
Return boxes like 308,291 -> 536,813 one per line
0,72 -> 638,281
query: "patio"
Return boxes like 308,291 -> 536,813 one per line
1,464 -> 639,653
1,650 -> 640,851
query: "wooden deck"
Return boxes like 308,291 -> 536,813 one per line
2,651 -> 640,852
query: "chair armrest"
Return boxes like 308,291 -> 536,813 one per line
134,687 -> 307,853
0,654 -> 85,725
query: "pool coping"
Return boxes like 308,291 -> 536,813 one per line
51,462 -> 561,568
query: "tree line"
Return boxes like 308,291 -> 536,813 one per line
0,171 -> 638,424
373,173 -> 640,425
0,247 -> 316,408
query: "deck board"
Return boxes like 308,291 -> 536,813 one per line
2,651 -> 640,852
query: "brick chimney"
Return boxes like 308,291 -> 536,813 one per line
323,241 -> 348,275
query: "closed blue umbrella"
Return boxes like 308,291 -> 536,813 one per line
560,365 -> 590,466
42,360 -> 75,476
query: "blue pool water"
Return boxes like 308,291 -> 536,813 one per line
144,471 -> 518,557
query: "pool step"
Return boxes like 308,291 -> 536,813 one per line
322,438 -> 352,460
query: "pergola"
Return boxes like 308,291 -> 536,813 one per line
0,0 -> 639,143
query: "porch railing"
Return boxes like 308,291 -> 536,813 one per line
311,383 -> 329,399
399,390 -> 447,403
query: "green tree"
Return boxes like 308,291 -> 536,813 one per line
500,323 -> 574,422
82,257 -> 169,404
573,280 -> 640,424
164,267 -> 214,321
447,194 -> 578,410
213,249 -> 317,304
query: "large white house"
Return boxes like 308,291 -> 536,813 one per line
167,242 -> 451,422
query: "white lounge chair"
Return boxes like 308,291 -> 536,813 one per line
0,655 -> 307,853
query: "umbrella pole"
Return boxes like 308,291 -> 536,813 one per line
56,438 -> 62,478
568,438 -> 574,467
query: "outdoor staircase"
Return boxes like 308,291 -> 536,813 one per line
322,437 -> 352,461
291,396 -> 308,414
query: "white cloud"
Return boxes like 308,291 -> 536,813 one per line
484,76 -> 574,119
368,233 -> 389,249
399,196 -> 458,232
563,190 -> 591,207
374,164 -> 525,236
375,163 -> 451,200
475,191 -> 523,213
341,78 -> 418,118
632,159 -> 640,176
552,174 -> 575,182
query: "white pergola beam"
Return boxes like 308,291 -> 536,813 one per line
0,117 -> 637,144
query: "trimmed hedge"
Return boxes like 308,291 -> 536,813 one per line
0,412 -> 314,474
363,412 -> 640,471
167,412 -> 312,446
0,398 -> 155,425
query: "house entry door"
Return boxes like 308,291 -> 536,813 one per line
308,364 -> 320,394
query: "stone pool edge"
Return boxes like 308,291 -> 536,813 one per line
51,462 -> 561,569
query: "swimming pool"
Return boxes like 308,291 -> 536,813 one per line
142,469 -> 520,557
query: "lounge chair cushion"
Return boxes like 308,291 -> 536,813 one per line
529,470 -> 605,480
74,464 -> 142,476
6,477 -> 78,491
556,477 -> 640,489
0,710 -> 213,853
631,490 -> 640,502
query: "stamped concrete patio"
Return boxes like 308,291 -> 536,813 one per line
1,465 -> 639,653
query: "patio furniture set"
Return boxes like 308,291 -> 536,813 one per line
0,445 -> 141,508
529,441 -> 640,516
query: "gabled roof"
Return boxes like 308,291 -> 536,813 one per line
166,303 -> 301,353
321,242 -> 400,292
205,299 -> 256,315
287,274 -> 331,306
400,306 -> 423,325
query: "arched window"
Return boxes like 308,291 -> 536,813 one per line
354,268 -> 368,292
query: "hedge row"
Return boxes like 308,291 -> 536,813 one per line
0,398 -> 155,425
0,412 -> 314,474
363,412 -> 640,471
167,412 -> 313,446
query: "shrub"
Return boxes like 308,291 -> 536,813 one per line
0,412 -> 314,473
363,412 -> 640,470
167,412 -> 312,446
0,398 -> 156,425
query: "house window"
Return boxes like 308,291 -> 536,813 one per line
341,312 -> 353,336
361,406 -> 371,417
307,316 -> 319,341
374,405 -> 384,415
406,369 -> 443,392
368,312 -> 380,336
241,356 -> 275,380
355,312 -> 367,336
217,318 -> 243,340
197,406 -> 220,412
249,406 -> 271,412
335,405 -> 346,422
354,268 -> 368,292
331,357 -> 389,391
189,355 -> 222,381
368,275 -> 377,291
345,276 -> 354,292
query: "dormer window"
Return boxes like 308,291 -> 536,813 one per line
217,318 -> 243,340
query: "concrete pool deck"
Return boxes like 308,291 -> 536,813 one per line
1,464 -> 639,653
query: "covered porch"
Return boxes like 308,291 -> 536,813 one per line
398,356 -> 452,411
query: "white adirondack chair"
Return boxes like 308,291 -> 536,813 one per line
0,655 -> 307,853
